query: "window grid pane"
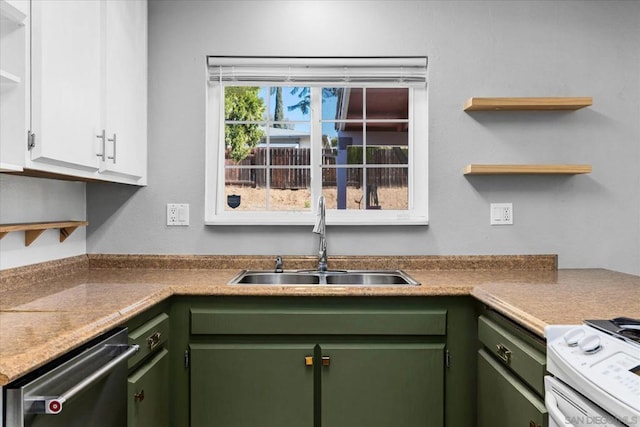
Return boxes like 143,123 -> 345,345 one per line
224,85 -> 312,211
320,87 -> 410,210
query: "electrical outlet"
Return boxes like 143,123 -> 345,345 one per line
490,203 -> 513,225
167,203 -> 189,226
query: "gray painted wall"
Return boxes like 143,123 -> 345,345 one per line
0,175 -> 86,269
87,0 -> 640,275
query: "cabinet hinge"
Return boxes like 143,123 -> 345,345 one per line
445,350 -> 451,368
27,131 -> 35,150
184,349 -> 189,368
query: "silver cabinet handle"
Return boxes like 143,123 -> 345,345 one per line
96,129 -> 106,161
27,344 -> 139,415
108,133 -> 116,164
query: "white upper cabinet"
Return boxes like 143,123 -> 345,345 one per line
0,0 -> 29,172
99,0 -> 147,183
30,0 -> 102,172
27,0 -> 147,184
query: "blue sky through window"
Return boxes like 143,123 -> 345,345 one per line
258,87 -> 338,139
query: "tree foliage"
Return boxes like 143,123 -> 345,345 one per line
224,87 -> 265,162
288,87 -> 339,115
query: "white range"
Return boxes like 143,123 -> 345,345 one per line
545,317 -> 640,427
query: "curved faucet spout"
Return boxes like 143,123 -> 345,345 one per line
313,196 -> 327,272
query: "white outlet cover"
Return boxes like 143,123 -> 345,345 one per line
167,203 -> 189,226
490,203 -> 513,225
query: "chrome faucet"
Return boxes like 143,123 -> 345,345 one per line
312,195 -> 327,272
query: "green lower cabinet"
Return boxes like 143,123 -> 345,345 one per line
190,342 -> 444,427
320,343 -> 444,427
477,349 -> 547,427
128,348 -> 170,427
190,343 -> 315,427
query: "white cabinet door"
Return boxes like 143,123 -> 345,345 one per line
30,0 -> 102,171
100,0 -> 146,183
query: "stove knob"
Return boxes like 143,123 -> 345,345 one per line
578,334 -> 602,354
563,328 -> 586,347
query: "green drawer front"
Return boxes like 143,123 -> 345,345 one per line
190,308 -> 446,336
478,315 -> 545,395
128,313 -> 170,368
128,348 -> 170,427
477,349 -> 547,427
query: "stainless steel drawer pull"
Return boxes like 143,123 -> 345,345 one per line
496,343 -> 512,364
147,331 -> 161,350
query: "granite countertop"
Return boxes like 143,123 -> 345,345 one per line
0,254 -> 638,386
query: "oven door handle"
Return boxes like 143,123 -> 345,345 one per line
545,392 -> 576,426
27,344 -> 139,415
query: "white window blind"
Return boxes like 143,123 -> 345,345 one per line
207,56 -> 428,87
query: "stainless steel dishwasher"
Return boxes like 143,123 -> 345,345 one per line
4,328 -> 139,427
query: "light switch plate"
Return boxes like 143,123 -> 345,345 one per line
167,203 -> 189,226
490,203 -> 513,225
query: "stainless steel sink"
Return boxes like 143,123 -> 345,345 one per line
228,270 -> 420,286
229,271 -> 321,285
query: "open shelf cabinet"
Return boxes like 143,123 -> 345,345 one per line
463,97 -> 592,111
463,164 -> 592,175
0,221 -> 89,246
0,0 -> 28,171
0,0 -> 27,24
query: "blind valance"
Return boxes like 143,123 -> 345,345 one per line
207,56 -> 427,87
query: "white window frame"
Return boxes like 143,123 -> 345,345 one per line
204,57 -> 428,226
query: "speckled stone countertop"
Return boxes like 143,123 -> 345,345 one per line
0,254 -> 638,386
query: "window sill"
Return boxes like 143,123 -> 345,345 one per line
205,212 -> 429,226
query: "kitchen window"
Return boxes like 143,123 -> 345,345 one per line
205,57 -> 428,225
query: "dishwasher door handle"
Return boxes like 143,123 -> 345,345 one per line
28,344 -> 139,415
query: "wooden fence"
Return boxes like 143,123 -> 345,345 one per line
225,147 -> 407,189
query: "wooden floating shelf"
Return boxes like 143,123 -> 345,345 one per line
0,221 -> 88,246
463,164 -> 592,175
463,97 -> 593,111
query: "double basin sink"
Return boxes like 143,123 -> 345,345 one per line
229,270 -> 420,286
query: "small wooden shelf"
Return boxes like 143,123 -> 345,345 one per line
463,97 -> 593,111
0,221 -> 88,246
463,164 -> 592,175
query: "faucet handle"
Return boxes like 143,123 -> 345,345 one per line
275,256 -> 284,273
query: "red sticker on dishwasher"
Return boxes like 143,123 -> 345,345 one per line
46,399 -> 62,414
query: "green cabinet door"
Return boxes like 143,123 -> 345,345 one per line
477,349 -> 547,427
128,348 -> 170,427
320,343 -> 445,427
190,343 -> 315,427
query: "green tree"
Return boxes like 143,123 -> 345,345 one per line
288,87 -> 339,115
225,87 -> 265,162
